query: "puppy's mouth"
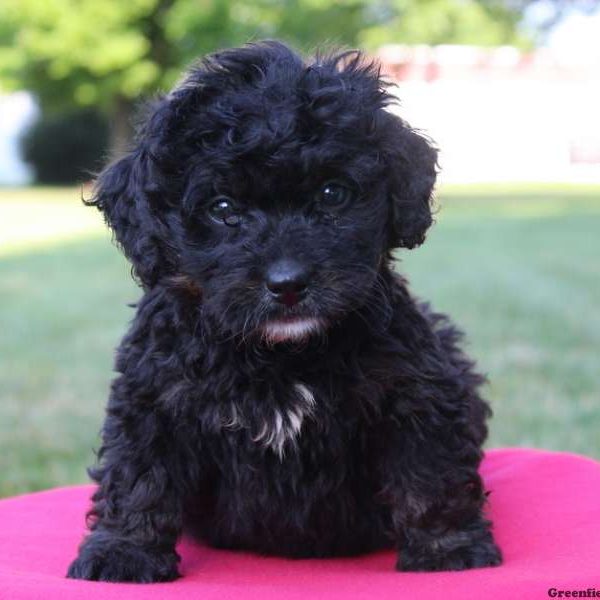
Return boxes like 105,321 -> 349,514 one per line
260,316 -> 325,345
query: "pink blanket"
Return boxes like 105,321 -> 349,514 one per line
1,448 -> 599,600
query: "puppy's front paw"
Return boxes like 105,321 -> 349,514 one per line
397,527 -> 502,572
67,535 -> 180,583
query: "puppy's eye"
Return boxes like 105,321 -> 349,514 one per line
315,182 -> 354,209
208,196 -> 241,226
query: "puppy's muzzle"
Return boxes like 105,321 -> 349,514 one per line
265,259 -> 310,307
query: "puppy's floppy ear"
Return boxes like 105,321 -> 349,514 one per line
89,146 -> 173,288
382,112 -> 438,249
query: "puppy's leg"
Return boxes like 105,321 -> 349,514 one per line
67,410 -> 182,582
379,419 -> 502,572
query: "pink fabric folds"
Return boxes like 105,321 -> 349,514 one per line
0,448 -> 599,600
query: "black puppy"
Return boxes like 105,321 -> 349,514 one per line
67,41 -> 501,582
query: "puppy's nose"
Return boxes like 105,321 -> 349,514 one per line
266,259 -> 310,305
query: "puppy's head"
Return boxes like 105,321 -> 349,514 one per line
92,41 -> 437,345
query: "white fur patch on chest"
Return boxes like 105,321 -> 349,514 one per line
251,383 -> 316,458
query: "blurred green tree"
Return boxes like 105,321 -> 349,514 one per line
0,0 -> 581,156
360,0 -> 528,48
0,0 -> 368,155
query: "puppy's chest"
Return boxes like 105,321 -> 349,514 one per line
208,380 -> 320,456
226,380 -> 320,458
197,369 -> 368,461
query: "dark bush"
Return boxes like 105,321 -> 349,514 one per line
21,109 -> 109,184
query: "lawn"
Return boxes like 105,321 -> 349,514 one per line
1,183 -> 599,498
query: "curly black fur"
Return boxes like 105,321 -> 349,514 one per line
67,40 -> 501,583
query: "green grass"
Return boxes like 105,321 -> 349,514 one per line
1,183 -> 599,498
